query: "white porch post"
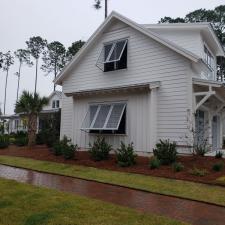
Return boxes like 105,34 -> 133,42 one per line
219,112 -> 223,148
208,111 -> 212,147
149,86 -> 158,151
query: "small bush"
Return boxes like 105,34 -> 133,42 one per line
53,136 -> 77,159
0,135 -> 10,149
153,139 -> 177,165
215,151 -> 223,159
53,141 -> 63,156
149,157 -> 161,169
212,162 -> 224,172
190,167 -> 208,177
116,142 -> 137,167
172,162 -> 184,172
15,136 -> 28,147
9,137 -> 16,145
89,137 -> 112,161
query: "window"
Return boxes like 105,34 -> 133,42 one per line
56,100 -> 60,108
204,45 -> 214,71
52,101 -> 56,108
96,39 -> 128,72
81,102 -> 126,134
52,100 -> 60,109
14,120 -> 19,130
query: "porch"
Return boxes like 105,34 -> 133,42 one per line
193,77 -> 225,151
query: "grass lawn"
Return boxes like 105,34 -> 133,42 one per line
0,155 -> 224,206
0,178 -> 188,225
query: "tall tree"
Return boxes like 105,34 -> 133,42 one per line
2,51 -> 14,115
159,5 -> 225,81
41,41 -> 66,91
94,0 -> 108,19
0,52 -> 3,69
26,36 -> 47,94
14,49 -> 33,101
15,91 -> 48,147
66,40 -> 85,62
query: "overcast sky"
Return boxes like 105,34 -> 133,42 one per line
0,0 -> 224,114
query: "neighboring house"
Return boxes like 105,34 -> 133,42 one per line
54,11 -> 225,154
1,91 -> 62,134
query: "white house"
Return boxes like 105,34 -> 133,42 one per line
1,91 -> 62,134
54,11 -> 225,154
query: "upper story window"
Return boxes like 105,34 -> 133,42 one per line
204,45 -> 215,71
96,39 -> 128,72
52,100 -> 60,109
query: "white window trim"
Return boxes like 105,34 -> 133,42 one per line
81,102 -> 126,130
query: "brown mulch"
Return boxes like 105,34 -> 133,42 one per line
0,145 -> 225,185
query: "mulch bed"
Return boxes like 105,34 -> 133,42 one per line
0,145 -> 225,186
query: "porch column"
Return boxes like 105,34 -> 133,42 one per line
208,112 -> 212,147
149,86 -> 158,151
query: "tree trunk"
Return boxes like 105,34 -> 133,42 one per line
3,69 -> 9,115
28,113 -> 37,148
105,0 -> 108,19
34,58 -> 38,94
16,62 -> 22,101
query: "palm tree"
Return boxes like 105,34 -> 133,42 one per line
94,0 -> 108,19
15,91 -> 49,148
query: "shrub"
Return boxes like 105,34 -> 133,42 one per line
172,162 -> 184,172
0,135 -> 10,149
212,162 -> 224,172
116,142 -> 137,167
190,167 -> 208,177
53,136 -> 77,159
14,136 -> 28,147
149,157 -> 161,169
89,137 -> 112,161
215,151 -> 223,159
153,139 -> 177,165
53,141 -> 63,156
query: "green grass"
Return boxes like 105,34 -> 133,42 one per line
216,176 -> 225,185
0,155 -> 225,206
0,178 -> 188,225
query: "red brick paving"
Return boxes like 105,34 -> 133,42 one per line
0,164 -> 225,225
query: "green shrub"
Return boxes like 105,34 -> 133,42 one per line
172,162 -> 184,172
15,136 -> 28,147
212,162 -> 224,172
53,136 -> 77,159
89,137 -> 112,161
215,151 -> 223,159
53,141 -> 63,156
153,139 -> 177,165
149,157 -> 161,169
9,137 -> 16,145
116,142 -> 137,167
190,167 -> 208,177
0,135 -> 10,149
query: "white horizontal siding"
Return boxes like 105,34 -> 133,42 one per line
60,93 -> 73,140
72,92 -> 150,152
61,20 -> 191,151
149,29 -> 202,58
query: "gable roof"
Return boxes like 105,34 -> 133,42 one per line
54,11 -> 201,85
48,91 -> 62,100
142,23 -> 225,57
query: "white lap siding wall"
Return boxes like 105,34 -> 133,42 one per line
61,20 -> 192,153
72,92 -> 150,153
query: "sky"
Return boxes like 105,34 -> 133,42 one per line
0,0 -> 224,114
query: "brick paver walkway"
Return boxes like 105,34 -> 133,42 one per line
0,164 -> 224,225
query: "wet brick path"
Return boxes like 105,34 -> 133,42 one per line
0,164 -> 225,225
